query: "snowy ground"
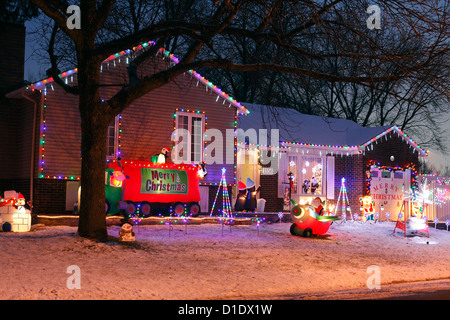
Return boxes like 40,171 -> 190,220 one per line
0,220 -> 449,300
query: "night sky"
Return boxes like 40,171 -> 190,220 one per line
22,21 -> 450,172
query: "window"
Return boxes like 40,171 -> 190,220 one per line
394,171 -> 403,179
174,111 -> 205,164
381,171 -> 391,178
300,157 -> 323,195
287,155 -> 298,194
106,115 -> 119,159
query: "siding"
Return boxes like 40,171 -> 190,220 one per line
0,92 -> 39,180
41,83 -> 81,178
36,50 -> 238,185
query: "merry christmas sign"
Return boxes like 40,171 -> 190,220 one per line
370,170 -> 405,220
140,168 -> 188,194
107,161 -> 200,204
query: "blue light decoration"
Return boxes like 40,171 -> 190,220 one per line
210,168 -> 233,225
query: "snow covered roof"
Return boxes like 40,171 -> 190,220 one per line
238,103 -> 427,156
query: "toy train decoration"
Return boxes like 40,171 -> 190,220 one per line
289,197 -> 339,237
101,159 -> 203,219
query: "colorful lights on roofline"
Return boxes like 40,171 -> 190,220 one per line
360,125 -> 428,157
26,41 -> 249,115
158,47 -> 249,115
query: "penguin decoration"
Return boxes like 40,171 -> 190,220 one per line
234,181 -> 247,212
244,178 -> 260,212
157,147 -> 170,164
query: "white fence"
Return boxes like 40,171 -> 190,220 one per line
417,175 -> 450,223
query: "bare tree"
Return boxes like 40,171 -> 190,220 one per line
27,0 -> 449,241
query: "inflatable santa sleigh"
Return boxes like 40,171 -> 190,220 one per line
289,197 -> 339,237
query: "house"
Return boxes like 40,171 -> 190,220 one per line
0,26 -> 428,220
1,36 -> 248,215
236,103 -> 427,220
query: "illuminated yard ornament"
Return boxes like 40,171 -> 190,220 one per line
197,162 -> 207,179
446,220 -> 450,231
394,213 -> 429,238
411,202 -> 424,219
335,178 -> 353,222
360,196 -> 375,222
0,191 -> 32,232
210,168 -> 233,224
278,212 -> 284,223
157,147 -> 170,164
289,197 -> 339,237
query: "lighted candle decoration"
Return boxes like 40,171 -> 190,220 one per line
398,213 -> 403,221
446,220 -> 450,231
278,212 -> 284,223
434,218 -> 439,229
252,216 -> 266,236
386,212 -> 390,221
131,204 -> 142,226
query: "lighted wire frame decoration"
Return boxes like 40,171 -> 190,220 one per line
334,177 -> 353,221
209,168 -> 233,220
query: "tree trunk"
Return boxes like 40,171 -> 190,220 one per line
77,106 -> 110,241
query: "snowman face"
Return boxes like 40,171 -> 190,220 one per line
122,223 -> 133,232
360,196 -> 374,211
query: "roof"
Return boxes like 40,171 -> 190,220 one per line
237,103 -> 427,156
13,41 -> 249,115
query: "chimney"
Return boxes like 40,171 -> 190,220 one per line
0,22 -> 25,94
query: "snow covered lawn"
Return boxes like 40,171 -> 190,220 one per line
0,221 -> 449,300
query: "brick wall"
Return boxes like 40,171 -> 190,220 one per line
260,172 -> 283,212
363,133 -> 419,173
32,179 -> 67,214
332,154 -> 364,216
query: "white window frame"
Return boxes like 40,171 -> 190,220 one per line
106,115 -> 119,160
299,155 -> 326,197
174,111 -> 205,164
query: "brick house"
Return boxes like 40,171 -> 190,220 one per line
236,104 -> 426,220
1,35 -> 249,215
0,25 -> 427,220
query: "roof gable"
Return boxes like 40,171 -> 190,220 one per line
23,41 -> 249,115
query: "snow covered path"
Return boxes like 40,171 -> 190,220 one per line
0,221 -> 449,300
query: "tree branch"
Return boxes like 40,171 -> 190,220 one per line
28,0 -> 82,43
47,23 -> 80,95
